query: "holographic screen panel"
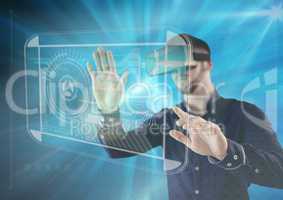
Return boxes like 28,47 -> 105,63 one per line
24,31 -> 190,174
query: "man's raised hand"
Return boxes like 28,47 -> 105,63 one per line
169,107 -> 228,160
87,48 -> 128,114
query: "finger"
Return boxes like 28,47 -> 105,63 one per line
97,48 -> 109,71
173,108 -> 199,129
176,119 -> 185,127
172,106 -> 188,120
87,62 -> 94,73
176,119 -> 191,131
106,51 -> 117,73
93,51 -> 102,72
121,69 -> 129,85
169,130 -> 191,148
87,62 -> 96,81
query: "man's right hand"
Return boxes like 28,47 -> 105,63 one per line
87,48 -> 128,114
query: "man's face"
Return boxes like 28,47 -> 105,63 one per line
171,61 -> 211,95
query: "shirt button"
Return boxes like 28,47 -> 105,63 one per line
233,155 -> 239,160
227,162 -> 232,167
195,166 -> 200,171
195,190 -> 199,195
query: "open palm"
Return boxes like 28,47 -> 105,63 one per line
87,48 -> 128,114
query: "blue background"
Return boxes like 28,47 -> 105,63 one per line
1,0 -> 283,199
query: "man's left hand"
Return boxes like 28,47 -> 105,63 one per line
169,107 -> 228,161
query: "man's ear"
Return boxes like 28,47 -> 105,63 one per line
203,61 -> 212,70
208,61 -> 212,69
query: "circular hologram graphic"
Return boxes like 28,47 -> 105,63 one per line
45,50 -> 91,122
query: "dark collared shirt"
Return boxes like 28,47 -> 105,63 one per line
99,93 -> 283,200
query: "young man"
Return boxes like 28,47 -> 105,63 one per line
87,34 -> 283,200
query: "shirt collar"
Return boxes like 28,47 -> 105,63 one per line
178,90 -> 221,116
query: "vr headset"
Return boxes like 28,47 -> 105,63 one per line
146,34 -> 211,76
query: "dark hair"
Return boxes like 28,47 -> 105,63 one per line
179,34 -> 211,61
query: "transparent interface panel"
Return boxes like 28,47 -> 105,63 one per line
25,31 -> 190,174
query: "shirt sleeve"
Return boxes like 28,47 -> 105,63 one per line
97,109 -> 167,158
209,102 -> 283,188
208,139 -> 246,170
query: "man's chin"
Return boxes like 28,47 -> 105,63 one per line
180,85 -> 196,95
179,87 -> 192,95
